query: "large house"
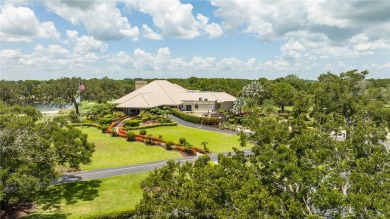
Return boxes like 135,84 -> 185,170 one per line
113,80 -> 236,115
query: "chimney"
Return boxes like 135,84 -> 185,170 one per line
135,81 -> 147,90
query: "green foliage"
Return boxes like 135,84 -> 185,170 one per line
139,129 -> 147,135
165,141 -> 174,150
170,108 -> 201,124
124,122 -> 177,130
157,117 -> 172,123
179,137 -> 187,144
125,119 -> 141,127
101,125 -> 109,133
68,110 -> 80,123
98,117 -> 112,126
272,81 -> 297,112
83,207 -> 136,219
135,126 -> 390,218
126,131 -> 136,141
200,117 -> 220,125
0,103 -> 95,203
87,103 -> 116,121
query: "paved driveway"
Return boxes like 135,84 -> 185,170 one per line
57,149 -> 252,184
169,115 -> 239,135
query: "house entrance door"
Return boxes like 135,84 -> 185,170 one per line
186,105 -> 192,111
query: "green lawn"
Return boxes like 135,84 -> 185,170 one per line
27,172 -> 149,219
80,127 -> 182,171
141,125 -> 245,153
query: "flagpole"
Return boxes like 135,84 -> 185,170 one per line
79,79 -> 83,131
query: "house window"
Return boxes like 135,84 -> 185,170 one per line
199,97 -> 203,101
204,98 -> 208,101
195,104 -> 198,109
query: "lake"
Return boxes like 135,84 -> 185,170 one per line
31,103 -> 72,113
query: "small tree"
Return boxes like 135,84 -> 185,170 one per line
201,141 -> 209,152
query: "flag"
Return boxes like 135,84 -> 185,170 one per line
79,82 -> 85,91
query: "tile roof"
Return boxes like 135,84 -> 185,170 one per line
114,80 -> 236,109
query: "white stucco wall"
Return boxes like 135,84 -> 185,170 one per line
220,102 -> 234,111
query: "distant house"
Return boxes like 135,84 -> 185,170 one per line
113,80 -> 236,115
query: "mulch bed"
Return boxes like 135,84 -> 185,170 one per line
0,201 -> 35,219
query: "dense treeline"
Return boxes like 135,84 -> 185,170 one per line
1,74 -> 389,108
0,77 -> 134,106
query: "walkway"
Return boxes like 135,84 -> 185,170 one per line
168,115 -> 239,135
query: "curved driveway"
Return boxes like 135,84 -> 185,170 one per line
57,149 -> 252,184
168,115 -> 239,134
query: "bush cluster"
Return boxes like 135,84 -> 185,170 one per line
125,119 -> 141,127
179,137 -> 187,144
126,131 -> 136,141
139,129 -> 147,135
124,122 -> 177,130
170,108 -> 201,124
82,207 -> 135,219
200,117 -> 220,125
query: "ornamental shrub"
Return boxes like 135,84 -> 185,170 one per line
200,117 -> 220,125
126,131 -> 136,141
126,119 -> 141,127
98,117 -> 112,125
140,129 -> 147,135
165,141 -> 174,150
101,125 -> 109,133
179,137 -> 187,144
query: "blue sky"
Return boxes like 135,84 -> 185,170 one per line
1,0 -> 389,80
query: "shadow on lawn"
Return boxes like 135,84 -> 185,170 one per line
33,179 -> 101,211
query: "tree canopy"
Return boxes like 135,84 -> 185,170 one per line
0,102 -> 95,204
134,70 -> 390,218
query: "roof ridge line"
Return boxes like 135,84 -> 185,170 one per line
156,81 -> 176,105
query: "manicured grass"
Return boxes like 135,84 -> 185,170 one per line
27,172 -> 149,219
80,127 -> 182,171
141,125 -> 245,153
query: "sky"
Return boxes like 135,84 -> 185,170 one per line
0,0 -> 389,81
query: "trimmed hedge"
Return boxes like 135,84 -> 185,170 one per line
124,119 -> 141,127
200,117 -> 220,125
170,108 -> 201,124
124,122 -> 177,130
68,123 -> 99,128
82,207 -> 136,219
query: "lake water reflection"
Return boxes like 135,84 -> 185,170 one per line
31,103 -> 72,112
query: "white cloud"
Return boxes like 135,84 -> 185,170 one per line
46,1 -> 139,41
205,23 -> 223,39
142,24 -> 163,40
128,0 -> 223,39
211,0 -> 390,44
65,30 -> 107,53
47,45 -> 70,59
129,0 -> 199,39
0,4 -> 59,42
